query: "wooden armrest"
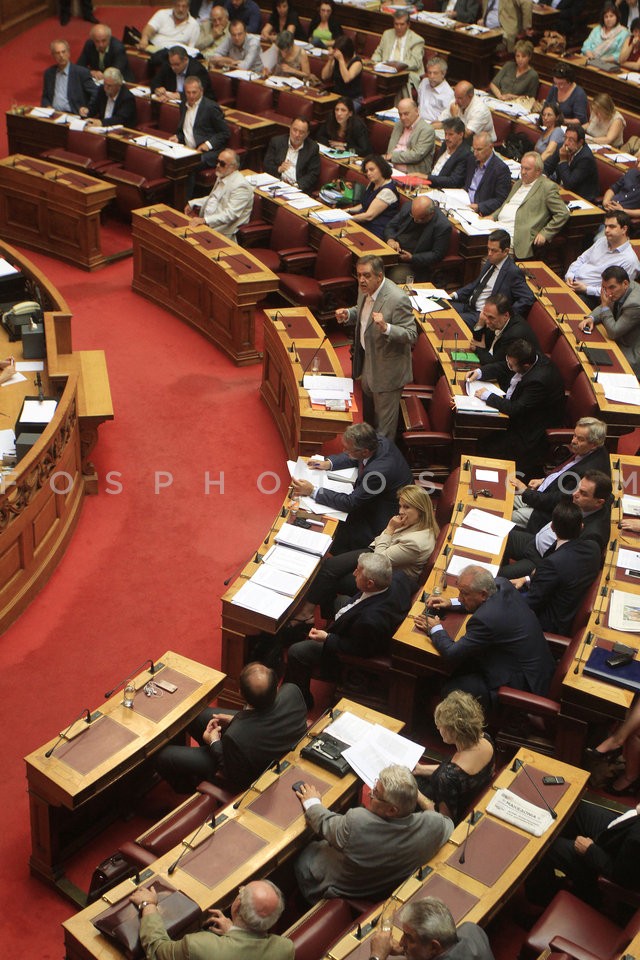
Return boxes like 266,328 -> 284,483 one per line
549,938 -> 608,960
497,685 -> 560,717
402,431 -> 452,445
544,632 -> 571,658
317,276 -> 354,291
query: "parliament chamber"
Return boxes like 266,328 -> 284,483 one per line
3,1 -> 640,959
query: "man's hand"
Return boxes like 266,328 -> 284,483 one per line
168,134 -> 179,143
566,278 -> 587,293
369,928 -> 401,960
210,712 -> 233,729
466,369 -> 481,383
578,317 -> 593,333
469,202 -> 479,212
335,308 -> 349,324
372,311 -> 389,333
510,477 -> 528,494
308,458 -> 331,471
533,232 -> 547,246
155,86 -> 167,98
398,249 -> 412,262
475,386 -> 490,400
184,203 -> 193,215
425,595 -> 452,611
204,908 -> 233,936
574,836 -> 594,855
449,102 -> 460,117
196,142 -> 209,153
189,216 -> 205,226
308,628 -> 328,643
203,718 -> 222,745
528,478 -> 543,489
294,781 -> 322,804
621,518 -> 640,533
387,238 -> 401,252
278,159 -> 292,174
291,478 -> 313,497
130,886 -> 158,909
510,576 -> 528,590
558,145 -> 570,163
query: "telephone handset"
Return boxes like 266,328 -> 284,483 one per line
8,301 -> 40,316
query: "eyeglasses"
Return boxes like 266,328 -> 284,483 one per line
216,160 -> 228,167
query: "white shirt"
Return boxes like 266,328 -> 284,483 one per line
566,237 -> 640,298
417,78 -> 454,124
476,255 -> 508,311
496,181 -> 534,239
182,97 -> 203,149
282,140 -> 303,185
439,95 -> 496,142
192,169 -> 255,238
147,9 -> 200,49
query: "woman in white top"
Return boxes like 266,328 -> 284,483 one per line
585,92 -> 626,147
290,484 -> 438,624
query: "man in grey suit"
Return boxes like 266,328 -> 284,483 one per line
371,9 -> 425,95
369,897 -> 495,960
580,265 -> 640,377
385,99 -> 436,177
294,765 -> 453,903
336,255 -> 417,439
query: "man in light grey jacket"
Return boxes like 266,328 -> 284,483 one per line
580,265 -> 640,377
386,99 -> 436,176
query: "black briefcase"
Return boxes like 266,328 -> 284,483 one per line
301,733 -> 350,777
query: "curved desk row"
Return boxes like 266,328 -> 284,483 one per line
0,241 -> 112,634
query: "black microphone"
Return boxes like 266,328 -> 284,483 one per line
573,629 -> 593,675
263,512 -> 283,546
183,227 -> 190,239
168,811 -> 217,875
463,459 -> 471,471
45,708 -> 92,758
447,501 -> 464,542
606,539 -> 618,581
594,584 -> 609,626
105,659 -> 156,699
591,354 -> 600,384
300,335 -> 328,386
223,555 -> 250,586
511,759 -> 557,819
233,757 -> 281,810
458,809 -> 478,863
451,333 -> 458,385
617,495 -> 624,530
145,207 -> 156,218
438,322 -> 450,353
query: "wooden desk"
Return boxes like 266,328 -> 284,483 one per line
391,454 -> 515,722
532,49 -> 640,117
5,110 -> 201,210
560,454 -> 640,759
222,107 -> 280,167
25,651 -> 225,904
61,698 -> 404,960
0,242 -> 112,631
245,170 -> 398,266
131,205 -> 278,366
319,747 -> 588,959
0,155 -> 116,271
261,307 -> 353,458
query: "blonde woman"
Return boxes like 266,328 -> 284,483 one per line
414,691 -> 495,823
585,92 -> 626,147
290,484 -> 438,624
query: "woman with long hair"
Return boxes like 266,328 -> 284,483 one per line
582,2 -> 629,62
316,96 -> 371,155
585,92 -> 626,146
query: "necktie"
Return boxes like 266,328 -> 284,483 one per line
468,264 -> 496,310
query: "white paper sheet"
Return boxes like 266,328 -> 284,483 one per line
322,710 -> 374,746
342,725 -> 424,787
475,469 -> 499,482
0,372 -> 27,387
230,580 -> 292,617
452,525 -> 504,555
19,399 -> 57,421
617,548 -> 640,571
446,554 -> 499,579
275,523 -> 332,556
262,544 -> 320,578
0,259 -> 19,277
249,564 -> 306,597
609,589 -> 640,633
463,507 -> 514,539
622,495 -> 640,517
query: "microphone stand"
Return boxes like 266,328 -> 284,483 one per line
45,708 -> 92,758
105,659 -> 156,699
168,811 -> 217,875
511,759 -> 557,819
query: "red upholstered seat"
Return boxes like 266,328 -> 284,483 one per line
42,129 -> 117,174
103,143 -> 171,218
367,118 -> 392,155
546,370 -> 597,449
209,71 -> 234,107
118,789 -> 219,869
523,890 -> 640,960
285,899 -> 360,960
194,125 -> 247,190
359,71 -> 383,116
236,79 -> 273,115
549,335 -> 582,390
400,374 -> 454,480
527,301 -> 560,355
249,206 -> 314,273
263,90 -> 314,130
278,233 -> 355,322
138,100 -> 180,138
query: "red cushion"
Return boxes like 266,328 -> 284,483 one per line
524,891 -> 627,960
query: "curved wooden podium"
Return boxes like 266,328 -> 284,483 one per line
0,242 -> 113,633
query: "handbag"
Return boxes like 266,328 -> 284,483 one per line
539,31 -> 566,55
93,879 -> 201,960
87,852 -> 136,905
318,179 -> 365,208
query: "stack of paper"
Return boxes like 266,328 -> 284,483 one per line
303,374 -> 353,406
275,523 -> 332,556
604,152 -> 637,163
451,507 -> 513,556
130,86 -> 151,97
262,543 -> 320,578
599,373 -> 640,406
487,788 -> 553,837
322,711 -> 424,787
375,108 -> 400,121
310,209 -> 352,223
245,172 -> 280,188
622,495 -> 640,517
608,589 -> 640,633
617,547 -> 640,571
374,63 -> 397,74
30,106 -> 55,118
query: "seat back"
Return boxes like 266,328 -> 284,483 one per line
617,427 -> 640,456
433,467 -> 460,528
550,335 -> 581,390
315,234 -> 353,281
209,71 -> 234,106
155,101 -> 180,137
360,70 -> 383,112
410,332 -> 439,388
270,206 -> 309,250
428,375 -> 454,434
527,301 -> 560,355
276,90 -> 314,123
126,143 -> 165,180
492,113 -> 511,145
127,52 -> 152,83
138,793 -> 216,858
548,630 -> 586,702
564,369 -> 597,424
236,80 -> 273,113
286,899 -> 357,960
366,119 -> 392,155
133,95 -> 154,127
67,129 -> 109,163
319,154 -> 341,187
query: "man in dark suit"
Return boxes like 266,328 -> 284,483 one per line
418,565 -> 555,711
500,470 -> 613,578
59,0 -> 96,25
528,799 -> 640,906
428,117 -> 471,189
334,256 -> 418,439
84,68 -> 137,127
170,76 -> 229,174
464,133 -> 511,215
42,40 -> 97,114
285,554 -> 413,707
384,196 -> 452,284
77,23 -> 131,81
438,0 -> 481,22
291,422 -> 413,555
150,45 -> 212,100
155,662 -> 308,793
510,417 -> 610,532
555,125 -> 599,205
263,118 -> 320,194
452,229 -> 535,329
472,292 -> 539,364
469,339 -> 565,477
510,501 -> 601,635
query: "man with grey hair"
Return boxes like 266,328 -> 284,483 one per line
285,553 -> 413,707
434,81 -> 496,141
198,4 -> 230,54
371,10 -> 425,95
186,149 -> 254,239
171,76 -> 230,180
42,40 -> 96,114
209,18 -> 263,72
77,23 -> 131,80
416,564 -> 555,709
418,57 -> 454,124
335,256 -> 417,440
150,45 -> 212,101
83,68 -> 137,127
291,422 -> 412,554
369,897 -> 495,960
510,417 -> 610,531
131,879 -> 293,959
293,766 -> 453,903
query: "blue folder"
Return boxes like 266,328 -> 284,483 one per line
583,646 -> 640,694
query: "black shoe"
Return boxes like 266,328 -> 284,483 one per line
607,776 -> 640,796
60,12 -> 70,24
84,13 -> 99,22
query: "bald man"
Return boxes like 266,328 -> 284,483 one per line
131,879 -> 294,960
385,98 -> 435,176
434,82 -> 496,141
383,196 -> 452,283
155,662 -> 307,794
77,23 -> 131,80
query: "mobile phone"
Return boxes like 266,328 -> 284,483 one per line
625,569 -> 640,579
606,652 -> 635,668
292,780 -> 305,793
155,678 -> 177,693
293,517 -> 312,529
542,776 -> 565,785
